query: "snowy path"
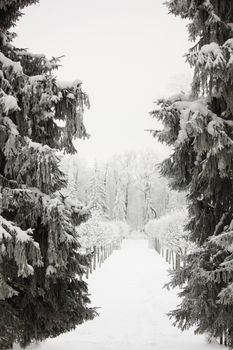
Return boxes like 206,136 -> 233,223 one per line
24,239 -> 221,350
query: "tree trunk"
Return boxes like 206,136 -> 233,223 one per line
93,246 -> 97,270
171,251 -> 175,270
220,335 -> 223,345
97,247 -> 100,264
168,251 -> 172,265
90,257 -> 93,274
125,183 -> 129,221
176,253 -> 180,270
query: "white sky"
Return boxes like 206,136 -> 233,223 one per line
14,0 -> 192,161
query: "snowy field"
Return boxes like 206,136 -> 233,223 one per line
17,239 -> 222,350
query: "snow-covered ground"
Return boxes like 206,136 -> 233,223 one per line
20,239 -> 221,350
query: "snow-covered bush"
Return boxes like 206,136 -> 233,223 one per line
76,211 -> 129,251
145,208 -> 189,257
114,220 -> 130,239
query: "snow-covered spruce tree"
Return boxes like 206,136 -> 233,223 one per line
0,2 -> 95,349
88,163 -> 108,214
112,181 -> 126,221
150,0 -> 233,346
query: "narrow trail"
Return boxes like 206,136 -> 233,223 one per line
25,239 -> 221,350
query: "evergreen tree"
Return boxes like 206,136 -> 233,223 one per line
0,2 -> 95,348
112,181 -> 126,221
134,153 -> 157,227
88,163 -> 107,214
141,177 -> 157,227
151,0 -> 233,346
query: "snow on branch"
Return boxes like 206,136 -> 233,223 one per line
15,48 -> 60,72
153,94 -> 233,179
1,186 -> 80,276
0,91 -> 20,115
0,215 -> 42,280
0,45 -> 89,154
0,273 -> 18,300
5,136 -> 67,194
0,52 -> 22,74
56,79 -> 82,90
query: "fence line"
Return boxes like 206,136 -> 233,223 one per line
85,238 -> 123,278
151,237 -> 181,271
151,236 -> 230,347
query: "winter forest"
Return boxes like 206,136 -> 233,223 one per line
1,0 -> 233,349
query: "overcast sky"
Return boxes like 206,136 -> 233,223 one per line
14,0 -> 192,161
